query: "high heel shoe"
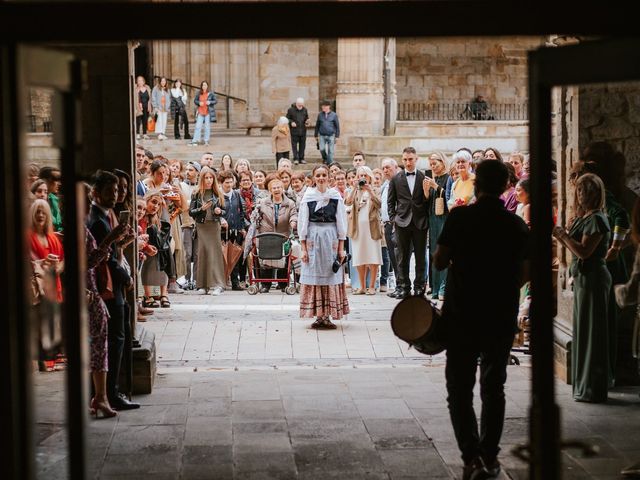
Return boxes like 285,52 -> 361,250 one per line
90,397 -> 117,419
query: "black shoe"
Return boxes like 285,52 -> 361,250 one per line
387,288 -> 402,298
260,287 -> 270,294
174,135 -> 181,140
462,457 -> 486,480
109,394 -> 140,411
413,287 -> 426,297
231,284 -> 244,291
184,134 -> 192,140
482,458 -> 501,478
395,289 -> 411,300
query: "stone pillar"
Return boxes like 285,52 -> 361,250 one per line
336,38 -> 385,139
247,40 -> 261,136
384,38 -> 397,136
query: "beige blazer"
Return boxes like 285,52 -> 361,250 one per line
345,186 -> 382,241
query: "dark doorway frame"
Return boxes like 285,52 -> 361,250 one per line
528,37 -> 640,479
1,2 -> 638,480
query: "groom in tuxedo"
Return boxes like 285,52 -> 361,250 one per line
387,147 -> 429,299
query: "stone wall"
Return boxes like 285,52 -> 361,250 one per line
319,39 -> 338,105
395,36 -> 546,105
151,39 -> 319,128
579,82 -> 640,193
258,40 -> 319,125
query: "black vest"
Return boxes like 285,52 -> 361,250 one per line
307,199 -> 338,223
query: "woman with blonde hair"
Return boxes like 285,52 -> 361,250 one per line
272,116 -> 291,169
423,151 -> 450,300
553,173 -> 611,403
134,75 -> 152,140
189,166 -> 226,295
140,190 -> 172,308
346,166 -> 382,295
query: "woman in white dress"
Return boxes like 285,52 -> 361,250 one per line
345,166 -> 383,295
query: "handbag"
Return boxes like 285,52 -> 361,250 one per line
435,189 -> 445,216
96,261 -> 114,301
147,114 -> 156,133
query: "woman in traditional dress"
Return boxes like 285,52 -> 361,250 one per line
298,165 -> 349,329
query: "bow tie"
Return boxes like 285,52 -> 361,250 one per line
405,171 -> 416,176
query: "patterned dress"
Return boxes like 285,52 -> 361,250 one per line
86,228 -> 111,372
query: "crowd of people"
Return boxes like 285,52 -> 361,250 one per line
28,83 -> 640,477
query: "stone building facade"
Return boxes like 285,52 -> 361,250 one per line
146,36 -> 546,137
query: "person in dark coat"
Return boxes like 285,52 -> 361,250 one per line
387,147 -> 429,299
219,170 -> 249,290
86,170 -> 140,411
286,97 -> 309,165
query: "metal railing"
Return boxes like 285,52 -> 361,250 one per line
398,102 -> 528,121
26,114 -> 53,133
153,75 -> 247,129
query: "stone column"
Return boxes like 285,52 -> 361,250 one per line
336,38 -> 385,139
384,38 -> 397,136
247,40 -> 261,135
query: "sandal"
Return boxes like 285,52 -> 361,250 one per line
366,288 -> 376,295
159,296 -> 171,308
352,288 -> 365,295
142,296 -> 159,308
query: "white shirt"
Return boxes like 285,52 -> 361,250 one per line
405,169 -> 417,195
380,180 -> 390,222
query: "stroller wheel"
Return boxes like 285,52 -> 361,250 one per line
247,285 -> 259,295
285,285 -> 297,296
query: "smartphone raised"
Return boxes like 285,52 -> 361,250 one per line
118,210 -> 130,225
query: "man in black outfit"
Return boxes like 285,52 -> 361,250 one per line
433,160 -> 529,480
387,146 -> 429,299
286,97 -> 309,165
87,171 -> 140,411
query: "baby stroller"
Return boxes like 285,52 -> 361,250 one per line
246,232 -> 298,295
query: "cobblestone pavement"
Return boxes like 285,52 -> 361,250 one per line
34,290 -> 640,479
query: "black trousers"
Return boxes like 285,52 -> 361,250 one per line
291,134 -> 306,161
136,106 -> 149,134
384,222 -> 398,278
395,223 -> 427,291
445,335 -> 513,464
173,109 -> 190,138
104,301 -> 125,400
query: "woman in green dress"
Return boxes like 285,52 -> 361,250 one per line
553,173 -> 611,403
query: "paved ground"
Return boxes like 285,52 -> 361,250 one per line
34,289 -> 640,479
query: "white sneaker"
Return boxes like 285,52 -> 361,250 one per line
380,285 -> 388,293
188,142 -> 197,147
209,287 -> 224,296
196,288 -> 207,295
143,134 -> 149,140
136,134 -> 141,140
158,134 -> 165,140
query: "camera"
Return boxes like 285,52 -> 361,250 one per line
358,179 -> 366,188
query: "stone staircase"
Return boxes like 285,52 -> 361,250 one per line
139,130 -> 351,171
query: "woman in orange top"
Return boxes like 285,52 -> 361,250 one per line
189,80 -> 217,147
